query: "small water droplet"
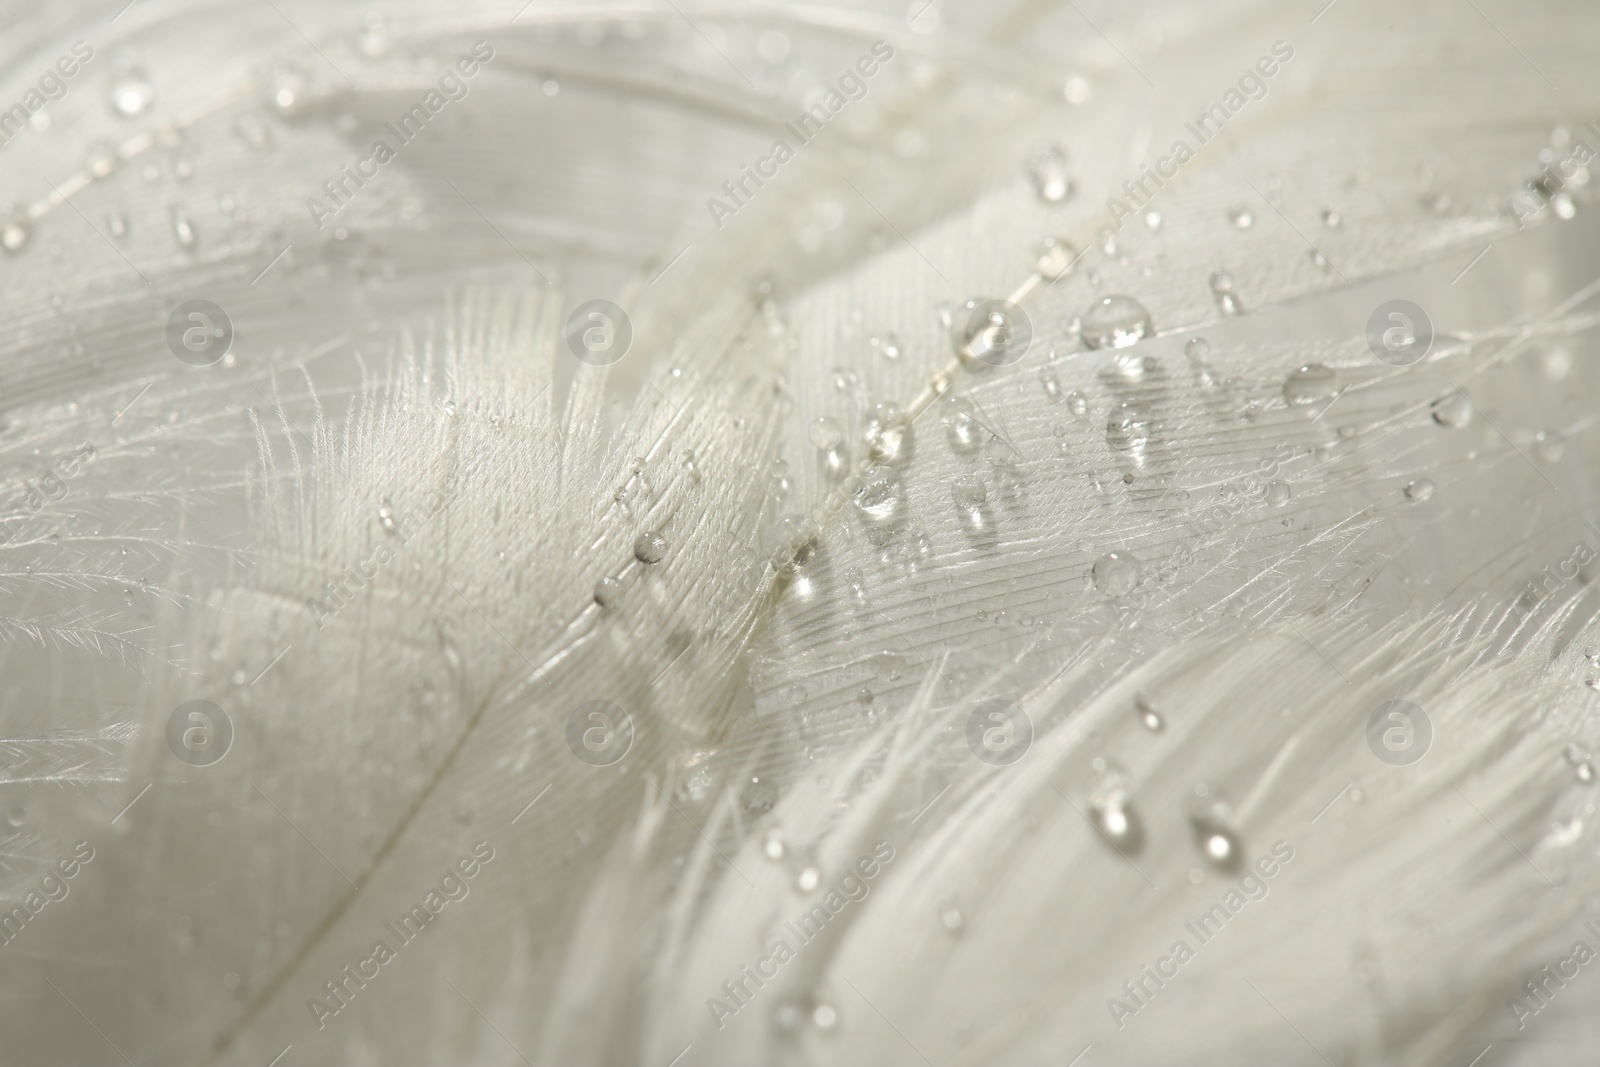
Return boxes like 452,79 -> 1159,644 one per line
1534,431 -> 1566,463
863,402 -> 911,464
1135,694 -> 1164,732
764,830 -> 786,859
1028,141 -> 1073,203
633,532 -> 668,564
1322,209 -> 1342,229
950,474 -> 987,508
1189,802 -> 1243,871
940,904 -> 964,932
108,213 -> 128,240
1106,401 -> 1153,466
593,576 -> 623,607
1081,295 -> 1152,350
773,1001 -> 804,1034
1185,337 -> 1211,363
111,71 -> 155,116
1265,480 -> 1291,507
1579,762 -> 1597,785
942,397 -> 983,454
1,220 -> 30,254
1227,206 -> 1254,229
377,498 -> 399,535
812,1002 -> 838,1031
1040,368 -> 1063,401
270,66 -> 308,112
853,466 -> 904,525
1548,815 -> 1585,847
1404,478 -> 1435,503
172,213 -> 198,250
1209,270 -> 1243,315
441,398 -> 457,416
5,807 -> 22,828
797,866 -> 820,891
1089,767 -> 1144,852
1144,210 -> 1163,232
1283,363 -> 1339,407
1431,393 -> 1472,428
85,142 -> 119,179
1035,237 -> 1078,280
1066,390 -> 1088,417
952,299 -> 1030,367
1093,551 -> 1141,596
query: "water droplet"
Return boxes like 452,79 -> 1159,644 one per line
1322,209 -> 1342,229
951,299 -> 1030,367
1185,337 -> 1211,363
111,71 -> 155,117
1028,141 -> 1073,203
1209,270 -> 1243,315
1,220 -> 30,254
863,402 -> 911,464
742,776 -> 778,816
1534,431 -> 1566,464
797,866 -> 820,891
1081,295 -> 1153,350
270,66 -> 308,112
1144,210 -> 1163,232
1106,401 -> 1153,466
1067,391 -> 1088,417
108,213 -> 128,240
942,397 -> 983,454
593,576 -> 623,607
1089,768 -> 1144,852
1552,192 -> 1578,220
377,498 -> 399,535
1404,478 -> 1435,503
1035,237 -> 1078,280
1309,250 -> 1332,272
85,142 -> 119,179
1548,815 -> 1585,847
1430,393 -> 1472,429
1579,762 -> 1597,785
1040,368 -> 1062,400
1092,551 -> 1141,596
1282,363 -> 1339,407
1189,802 -> 1243,871
5,807 -> 22,828
951,474 -> 986,507
810,415 -> 843,451
764,830 -> 786,859
1265,480 -> 1291,507
768,514 -> 819,576
1227,206 -> 1254,229
634,532 -> 668,564
172,213 -> 198,250
812,1002 -> 838,1031
853,466 -> 904,525
940,904 -> 964,932
1135,694 -> 1164,732
773,1001 -> 804,1034
441,398 -> 457,416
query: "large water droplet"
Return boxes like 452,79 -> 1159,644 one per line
1265,480 -> 1291,507
1028,141 -> 1073,203
1092,551 -> 1141,596
1081,295 -> 1153,350
634,532 -> 668,564
1282,363 -> 1339,407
